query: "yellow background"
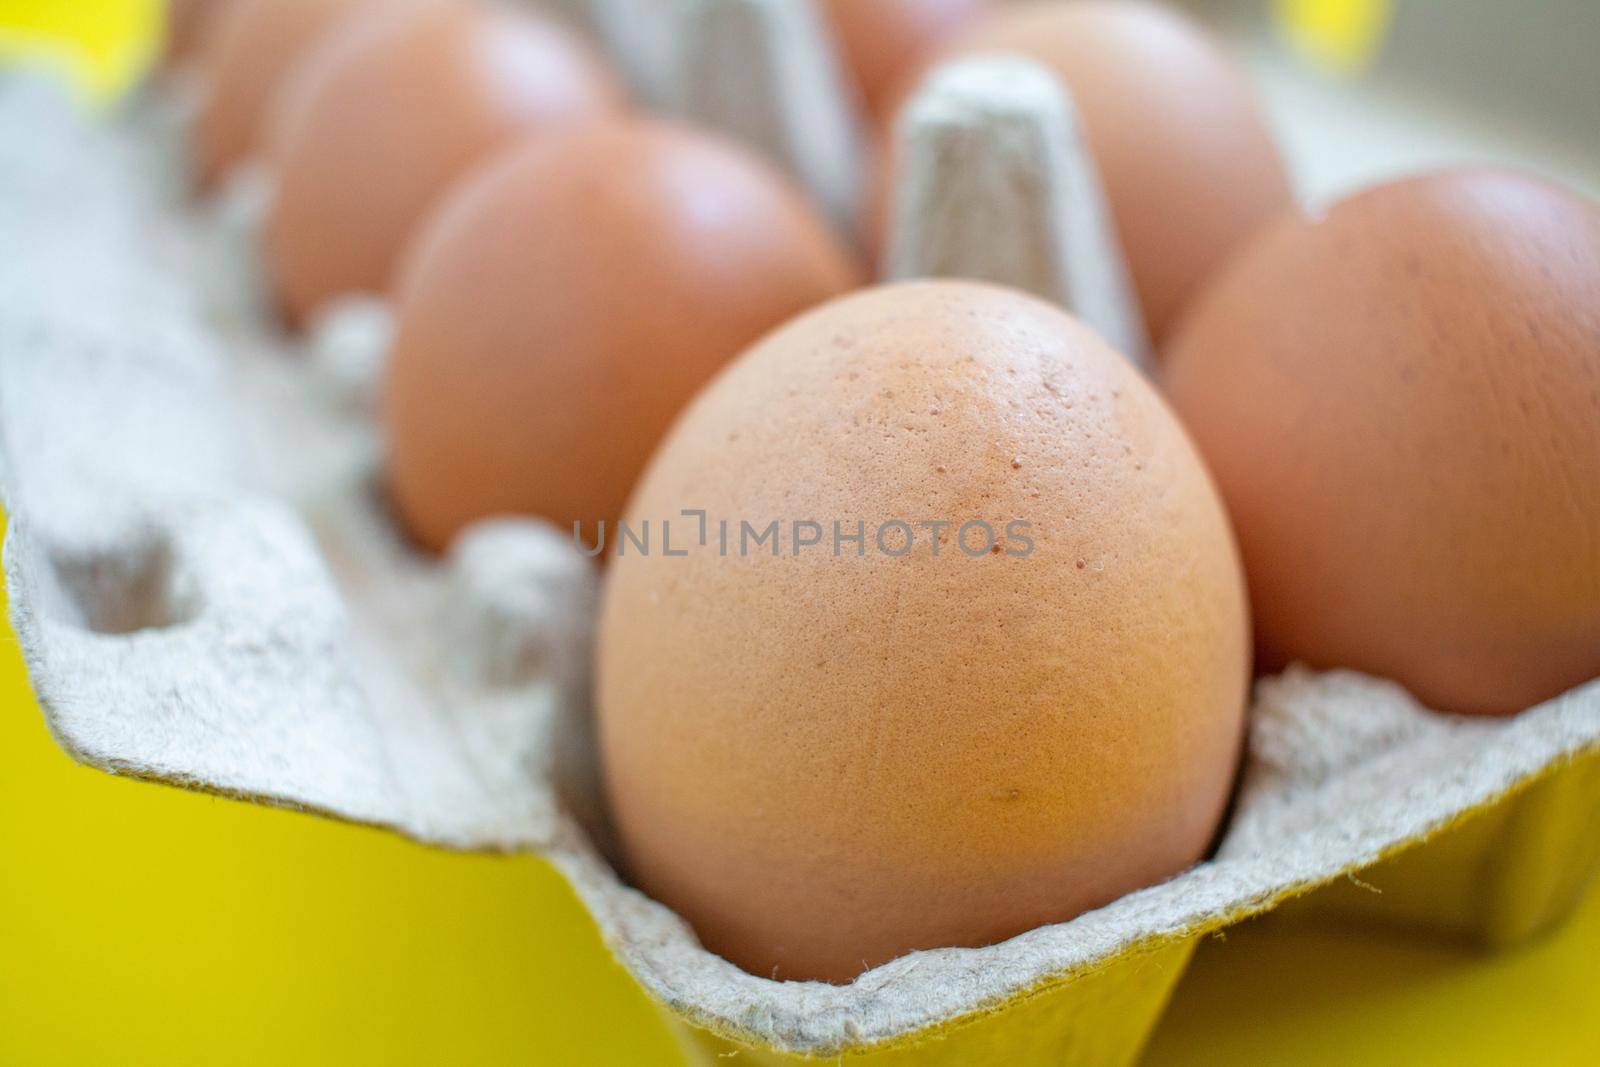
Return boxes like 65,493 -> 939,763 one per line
2,2 -> 1599,1063
0,0 -> 157,104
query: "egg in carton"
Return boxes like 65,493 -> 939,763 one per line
2,2 -> 1599,1065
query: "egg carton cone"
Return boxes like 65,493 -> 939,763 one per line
882,55 -> 1151,372
4,51 -> 1600,1067
657,0 -> 866,240
564,0 -> 871,240
556,0 -> 677,110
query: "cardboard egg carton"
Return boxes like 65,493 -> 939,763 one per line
3,1 -> 1599,1061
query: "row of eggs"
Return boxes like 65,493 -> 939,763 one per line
163,0 -> 1599,984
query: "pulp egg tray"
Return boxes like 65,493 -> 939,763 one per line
3,3 -> 1599,1063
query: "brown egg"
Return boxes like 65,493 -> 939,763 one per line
922,0 -> 1293,343
163,0 -> 235,70
821,0 -> 990,123
1164,170 -> 1600,716
265,0 -> 624,329
598,281 -> 1250,982
383,119 -> 862,555
192,0 -> 370,188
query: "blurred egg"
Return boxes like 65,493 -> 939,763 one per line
383,119 -> 862,554
929,0 -> 1294,343
1164,170 -> 1600,715
163,0 -> 235,70
265,0 -> 624,329
192,0 -> 370,188
598,281 -> 1249,982
821,0 -> 990,123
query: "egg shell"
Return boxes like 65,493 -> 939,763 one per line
598,280 -> 1250,983
191,0 -> 370,189
1163,169 -> 1600,716
383,119 -> 862,555
926,0 -> 1293,343
264,0 -> 624,329
821,0 -> 991,123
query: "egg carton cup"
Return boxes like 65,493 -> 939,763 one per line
3,17 -> 1600,1066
